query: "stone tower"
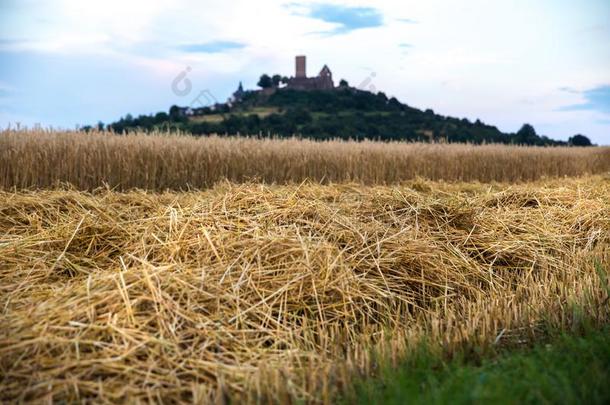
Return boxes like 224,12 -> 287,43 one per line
295,55 -> 306,78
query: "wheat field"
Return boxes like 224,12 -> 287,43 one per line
1,130 -> 609,190
1,174 -> 609,402
1,130 -> 609,402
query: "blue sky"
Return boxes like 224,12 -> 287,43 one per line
306,4 -> 383,34
1,0 -> 609,144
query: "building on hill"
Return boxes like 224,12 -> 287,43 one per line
233,81 -> 244,100
285,55 -> 334,90
227,81 -> 245,105
226,56 -> 334,106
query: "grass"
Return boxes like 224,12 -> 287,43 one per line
190,107 -> 280,122
348,326 -> 610,405
0,176 -> 608,403
189,113 -> 226,123
1,130 -> 609,190
311,110 -> 394,118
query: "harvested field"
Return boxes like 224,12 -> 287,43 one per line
1,176 -> 609,402
1,130 -> 609,190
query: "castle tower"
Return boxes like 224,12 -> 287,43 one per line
295,55 -> 306,78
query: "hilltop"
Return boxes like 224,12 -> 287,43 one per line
108,87 -> 573,145
104,56 -> 591,146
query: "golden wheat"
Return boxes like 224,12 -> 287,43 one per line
1,130 -> 609,190
1,176 -> 608,403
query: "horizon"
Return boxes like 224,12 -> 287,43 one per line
1,0 -> 609,144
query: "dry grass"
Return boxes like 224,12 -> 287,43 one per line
1,176 -> 609,403
190,107 -> 280,123
1,130 -> 609,190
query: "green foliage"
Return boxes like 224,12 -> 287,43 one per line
257,74 -> 273,89
569,134 -> 593,147
107,88 -> 568,145
346,327 -> 610,405
271,74 -> 282,87
513,123 -> 541,145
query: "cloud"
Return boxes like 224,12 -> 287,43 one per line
396,18 -> 418,24
0,81 -> 13,99
559,85 -> 610,114
557,86 -> 579,94
0,38 -> 19,46
177,41 -> 245,54
0,38 -> 30,51
398,43 -> 413,55
303,4 -> 383,35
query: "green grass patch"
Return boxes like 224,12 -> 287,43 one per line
346,326 -> 610,405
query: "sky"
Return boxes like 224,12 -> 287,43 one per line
0,0 -> 609,144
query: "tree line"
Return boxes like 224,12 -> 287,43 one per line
98,87 -> 593,146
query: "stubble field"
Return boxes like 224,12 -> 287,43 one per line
1,130 -> 609,403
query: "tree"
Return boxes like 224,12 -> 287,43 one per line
257,74 -> 273,89
286,107 -> 312,125
167,106 -> 187,124
569,134 -> 592,147
388,97 -> 401,109
169,105 -> 181,118
154,112 -> 169,123
271,74 -> 282,87
513,123 -> 540,145
339,79 -> 349,87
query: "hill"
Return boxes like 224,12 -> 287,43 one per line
105,85 -> 587,146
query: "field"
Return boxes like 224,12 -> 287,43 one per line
190,107 -> 281,123
2,130 -> 610,190
1,130 -> 609,403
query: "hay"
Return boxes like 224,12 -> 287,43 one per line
0,177 -> 609,402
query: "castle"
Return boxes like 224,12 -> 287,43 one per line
230,55 -> 335,104
285,55 -> 334,90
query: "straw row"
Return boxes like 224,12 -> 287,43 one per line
1,176 -> 609,402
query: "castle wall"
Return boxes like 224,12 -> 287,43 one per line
286,76 -> 334,90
